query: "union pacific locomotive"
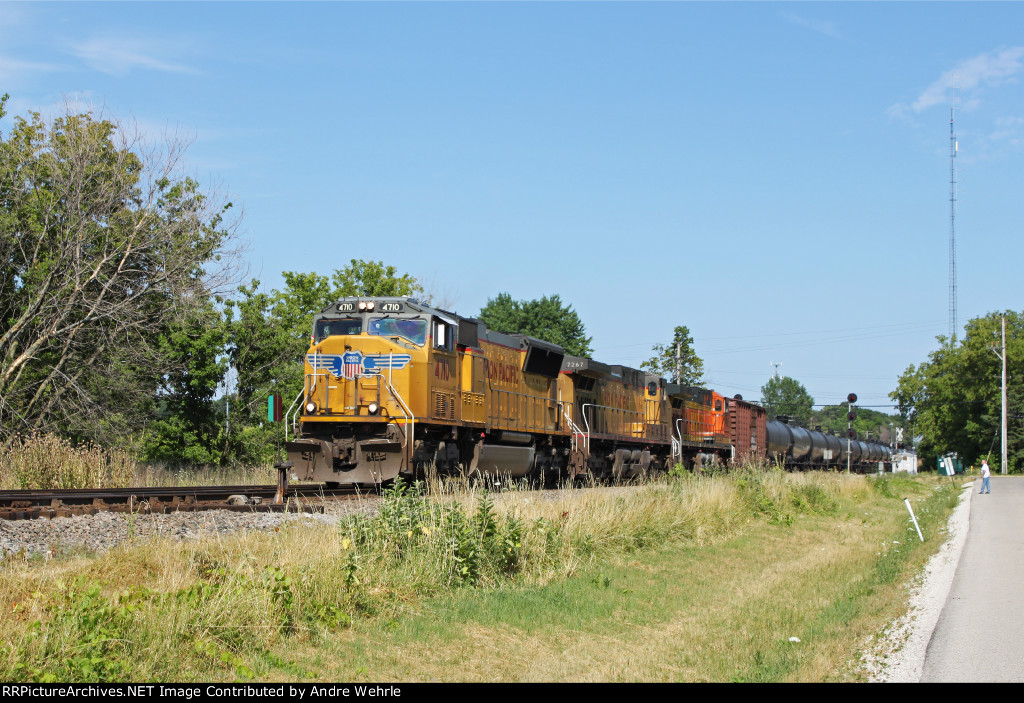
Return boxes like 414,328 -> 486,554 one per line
283,296 -> 890,486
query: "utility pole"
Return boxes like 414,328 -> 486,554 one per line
847,393 -> 857,473
770,361 -> 781,379
1003,315 -> 1008,475
989,315 -> 1008,474
949,82 -> 958,344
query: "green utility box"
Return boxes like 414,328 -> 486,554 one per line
937,454 -> 964,476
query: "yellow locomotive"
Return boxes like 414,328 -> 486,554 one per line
283,296 -> 731,486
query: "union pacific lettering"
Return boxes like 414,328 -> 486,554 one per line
483,358 -> 519,386
600,385 -> 633,411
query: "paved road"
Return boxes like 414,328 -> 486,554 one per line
921,475 -> 1024,682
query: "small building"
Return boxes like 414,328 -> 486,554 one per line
893,450 -> 919,474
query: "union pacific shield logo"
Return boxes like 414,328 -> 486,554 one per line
307,352 -> 412,378
342,351 -> 362,379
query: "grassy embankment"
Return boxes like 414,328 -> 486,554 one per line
0,466 -> 961,682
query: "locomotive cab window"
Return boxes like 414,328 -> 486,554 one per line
432,319 -> 453,352
368,317 -> 426,346
315,318 -> 362,342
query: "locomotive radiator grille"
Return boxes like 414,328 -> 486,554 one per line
432,390 -> 456,420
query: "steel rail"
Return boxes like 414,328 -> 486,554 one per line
0,483 -> 372,521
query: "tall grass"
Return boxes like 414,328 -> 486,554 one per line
0,465 -> 955,682
131,463 -> 278,488
1,432 -> 278,490
2,433 -> 136,490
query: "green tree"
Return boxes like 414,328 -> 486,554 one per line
814,405 -> 903,444
331,259 -> 424,299
0,95 -> 237,444
478,293 -> 594,357
892,311 -> 1022,472
760,376 -> 814,425
142,302 -> 228,466
641,325 -> 704,385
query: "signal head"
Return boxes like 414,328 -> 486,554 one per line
847,393 -> 858,404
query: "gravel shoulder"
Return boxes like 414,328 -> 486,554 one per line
859,480 -> 973,682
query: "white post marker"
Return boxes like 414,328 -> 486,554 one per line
904,498 -> 924,542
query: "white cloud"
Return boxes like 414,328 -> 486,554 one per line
780,12 -> 840,39
69,36 -> 198,76
0,55 -> 63,83
911,47 -> 1024,113
988,115 -> 1024,148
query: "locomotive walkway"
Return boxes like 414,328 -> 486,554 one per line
921,475 -> 1024,682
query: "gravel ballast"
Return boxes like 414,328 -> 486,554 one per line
0,501 -> 374,560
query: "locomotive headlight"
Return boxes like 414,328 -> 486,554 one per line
366,301 -> 376,311
305,401 -> 317,414
358,301 -> 367,311
367,402 -> 379,415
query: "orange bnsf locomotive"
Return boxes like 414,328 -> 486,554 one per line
283,296 -> 731,486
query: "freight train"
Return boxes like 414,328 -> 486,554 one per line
282,296 -> 891,486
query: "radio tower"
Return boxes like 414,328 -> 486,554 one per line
949,84 -> 958,344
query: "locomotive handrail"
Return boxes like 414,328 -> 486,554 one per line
673,418 -> 684,461
381,377 -> 414,449
581,403 -> 645,443
643,398 -> 671,442
285,385 -> 305,441
561,405 -> 587,452
485,382 -> 559,435
291,369 -> 336,440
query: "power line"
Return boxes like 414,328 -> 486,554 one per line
597,319 -> 945,352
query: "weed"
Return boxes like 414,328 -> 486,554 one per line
11,578 -> 143,682
792,483 -> 839,515
263,566 -> 295,631
870,475 -> 896,498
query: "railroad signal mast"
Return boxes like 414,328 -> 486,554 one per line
847,393 -> 857,473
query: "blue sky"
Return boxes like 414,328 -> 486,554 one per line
2,2 -> 1021,412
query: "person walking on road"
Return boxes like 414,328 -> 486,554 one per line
980,459 -> 991,494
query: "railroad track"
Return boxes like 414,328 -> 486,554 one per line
0,484 -> 372,521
